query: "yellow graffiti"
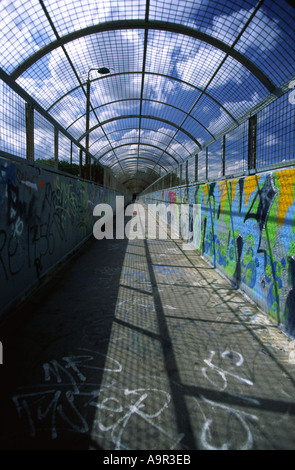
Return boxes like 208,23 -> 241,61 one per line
244,175 -> 261,206
231,179 -> 236,204
276,168 -> 295,225
203,185 -> 208,204
218,181 -> 227,213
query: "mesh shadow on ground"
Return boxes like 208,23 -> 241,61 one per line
1,208 -> 295,450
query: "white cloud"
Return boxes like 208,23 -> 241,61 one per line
264,133 -> 280,147
176,7 -> 281,91
222,91 -> 261,116
207,92 -> 261,135
0,0 -> 55,72
235,8 -> 281,54
1,1 -> 283,172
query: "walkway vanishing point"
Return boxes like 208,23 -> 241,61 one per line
1,203 -> 295,451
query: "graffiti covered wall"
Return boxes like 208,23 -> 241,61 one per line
0,157 -> 130,315
140,168 -> 295,337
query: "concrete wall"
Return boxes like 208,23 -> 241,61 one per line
140,167 -> 295,338
0,157 -> 131,315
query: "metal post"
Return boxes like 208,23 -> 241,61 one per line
248,115 -> 257,172
54,127 -> 58,169
85,67 -> 110,181
222,135 -> 226,177
25,103 -> 34,161
70,140 -> 73,171
85,78 -> 90,179
79,149 -> 83,177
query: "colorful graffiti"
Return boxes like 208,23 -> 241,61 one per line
0,157 -> 127,314
140,168 -> 295,337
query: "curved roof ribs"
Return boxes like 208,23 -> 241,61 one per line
123,175 -> 154,186
90,134 -> 187,163
10,21 -> 276,94
8,3 -> 281,191
65,95 -> 220,141
49,73 -> 238,128
78,115 -> 202,150
109,156 -> 168,173
97,143 -> 179,166
81,114 -> 199,183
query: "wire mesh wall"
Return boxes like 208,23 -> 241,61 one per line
256,93 -> 295,170
0,75 -> 128,194
224,121 -> 248,176
34,110 -> 55,164
142,87 -> 295,194
0,69 -> 294,196
0,81 -> 26,159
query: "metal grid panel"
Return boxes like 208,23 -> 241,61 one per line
16,48 -> 81,109
143,74 -> 201,112
165,133 -> 194,160
225,121 -> 248,175
89,74 -> 143,104
49,87 -> 86,130
88,126 -> 109,152
65,30 -> 145,77
141,119 -> 176,138
192,94 -> 235,137
208,138 -> 222,180
0,0 -> 54,74
187,156 -> 195,184
140,118 -> 195,159
58,132 -> 72,162
146,152 -> 176,168
102,117 -> 140,135
146,30 -> 227,89
100,152 -> 120,167
180,115 -> 213,146
34,110 -> 55,162
71,142 -> 81,166
141,100 -> 186,126
92,139 -> 114,159
0,79 -> 26,158
109,129 -> 140,147
66,114 -> 87,141
44,0 -> 146,37
149,0 -> 256,34
208,56 -> 269,114
112,145 -> 138,158
95,100 -> 141,121
140,131 -> 184,161
197,149 -> 207,181
235,1 -> 295,87
256,93 -> 295,169
137,144 -> 166,161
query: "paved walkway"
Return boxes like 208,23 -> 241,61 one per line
1,205 -> 295,450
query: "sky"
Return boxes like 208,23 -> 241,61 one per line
0,0 -> 294,184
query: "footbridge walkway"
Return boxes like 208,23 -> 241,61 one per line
1,204 -> 295,450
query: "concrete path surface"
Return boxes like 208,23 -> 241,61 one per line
1,205 -> 295,450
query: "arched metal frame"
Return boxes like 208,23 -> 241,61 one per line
78,115 -> 202,150
1,0 -> 294,192
98,142 -> 179,166
10,21 -> 276,92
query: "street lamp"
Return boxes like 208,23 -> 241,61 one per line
85,67 -> 110,179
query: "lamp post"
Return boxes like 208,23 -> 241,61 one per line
85,67 -> 110,179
